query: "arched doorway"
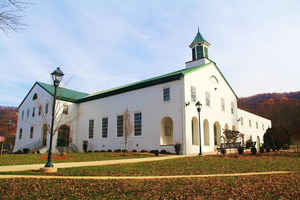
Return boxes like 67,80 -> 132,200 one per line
203,119 -> 210,146
42,124 -> 48,146
214,122 -> 221,146
57,125 -> 70,147
192,117 -> 199,145
160,117 -> 173,145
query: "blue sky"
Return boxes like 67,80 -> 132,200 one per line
1,0 -> 300,106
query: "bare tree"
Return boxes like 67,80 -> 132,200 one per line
0,0 -> 29,33
123,108 -> 133,152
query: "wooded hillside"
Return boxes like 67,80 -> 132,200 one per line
238,91 -> 300,143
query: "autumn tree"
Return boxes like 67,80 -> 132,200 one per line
0,0 -> 29,33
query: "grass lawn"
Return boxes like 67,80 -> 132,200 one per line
0,173 -> 299,199
1,152 -> 300,177
0,152 -> 155,166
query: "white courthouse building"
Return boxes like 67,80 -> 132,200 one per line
14,30 -> 271,155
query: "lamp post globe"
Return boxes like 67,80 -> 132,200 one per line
44,67 -> 64,169
195,101 -> 202,156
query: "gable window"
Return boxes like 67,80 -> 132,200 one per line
117,115 -> 124,137
205,92 -> 210,107
102,118 -> 108,138
163,88 -> 170,102
30,127 -> 34,139
32,93 -> 38,100
221,98 -> 225,111
63,104 -> 69,115
32,107 -> 35,117
191,86 -> 197,102
21,110 -> 24,120
38,105 -> 42,116
45,103 -> 49,114
19,128 -> 23,140
134,112 -> 142,136
88,120 -> 94,139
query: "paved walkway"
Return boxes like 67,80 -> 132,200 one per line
0,171 -> 293,180
0,155 -> 184,172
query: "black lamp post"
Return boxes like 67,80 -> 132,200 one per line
44,67 -> 64,168
195,101 -> 202,156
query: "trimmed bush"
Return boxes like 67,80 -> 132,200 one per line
121,149 -> 128,153
220,148 -> 226,155
238,146 -> 244,155
100,150 -> 106,152
160,149 -> 169,154
107,149 -> 112,152
259,147 -> 264,153
114,149 -> 121,152
141,149 -> 148,153
150,150 -> 159,156
132,149 -> 137,152
23,148 -> 30,154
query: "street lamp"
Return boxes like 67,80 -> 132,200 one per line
195,101 -> 202,156
44,67 -> 64,169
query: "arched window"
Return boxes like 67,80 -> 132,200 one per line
32,93 -> 38,100
203,119 -> 210,146
19,128 -> 23,140
160,117 -> 173,145
42,124 -> 48,146
192,117 -> 199,145
214,122 -> 221,146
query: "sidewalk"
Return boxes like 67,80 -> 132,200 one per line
0,171 -> 293,180
0,155 -> 183,172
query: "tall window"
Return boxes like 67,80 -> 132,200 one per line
88,120 -> 94,139
27,109 -> 29,119
117,115 -> 123,137
191,86 -> 197,102
205,92 -> 210,107
196,45 -> 203,59
163,88 -> 170,101
63,104 -> 69,114
192,47 -> 196,61
30,127 -> 34,139
231,102 -> 235,114
256,122 -> 258,129
262,124 -> 265,130
32,107 -> 35,117
38,105 -> 42,116
21,110 -> 24,120
204,47 -> 208,58
221,98 -> 225,111
19,128 -> 23,140
45,103 -> 49,114
249,120 -> 252,128
102,118 -> 108,138
241,117 -> 244,126
134,113 -> 142,136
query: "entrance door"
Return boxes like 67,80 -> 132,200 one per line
57,125 -> 70,147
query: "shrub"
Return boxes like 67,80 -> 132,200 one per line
88,150 -> 92,153
174,143 -> 181,155
107,149 -> 112,152
23,148 -> 30,154
251,147 -> 257,155
160,149 -> 169,154
141,149 -> 148,153
132,149 -> 137,152
121,149 -> 128,153
259,147 -> 264,153
114,149 -> 121,152
150,150 -> 159,156
100,150 -> 106,152
15,150 -> 23,154
220,148 -> 226,155
238,146 -> 244,155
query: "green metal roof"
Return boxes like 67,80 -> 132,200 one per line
190,29 -> 209,47
37,82 -> 89,102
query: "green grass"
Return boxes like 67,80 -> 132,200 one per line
2,152 -> 300,177
0,173 -> 300,199
0,152 -> 154,166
